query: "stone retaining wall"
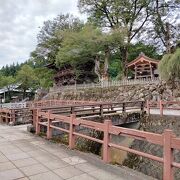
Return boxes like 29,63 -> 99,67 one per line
43,81 -> 180,103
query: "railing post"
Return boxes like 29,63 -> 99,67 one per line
69,114 -> 76,149
160,100 -> 163,116
122,103 -> 126,113
47,110 -> 52,139
32,109 -> 37,127
163,129 -> 174,180
141,101 -> 144,111
35,109 -> 40,135
0,110 -> 2,123
103,120 -> 112,163
92,106 -> 95,112
11,109 -> 16,123
71,106 -> 75,114
146,100 -> 150,115
100,105 -> 103,117
6,111 -> 8,124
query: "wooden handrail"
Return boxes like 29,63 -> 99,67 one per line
146,100 -> 180,116
35,109 -> 180,180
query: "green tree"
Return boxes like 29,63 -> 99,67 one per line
158,48 -> 180,81
16,65 -> 37,98
128,42 -> 161,62
146,0 -> 180,53
32,14 -> 83,65
34,67 -> 54,89
55,24 -> 124,81
78,0 -> 152,76
0,76 -> 16,102
108,42 -> 161,79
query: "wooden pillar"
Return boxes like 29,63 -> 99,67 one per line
159,100 -> 163,116
163,130 -> 174,180
69,114 -> 76,149
149,63 -> 153,80
103,120 -> 112,163
11,109 -> 16,123
100,105 -> 103,117
35,109 -> 40,135
141,101 -> 144,111
71,106 -> 75,114
122,103 -> 126,113
32,109 -> 37,128
0,110 -> 2,123
135,65 -> 137,79
47,110 -> 52,139
6,111 -> 8,124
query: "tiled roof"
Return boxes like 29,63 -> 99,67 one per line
127,53 -> 159,67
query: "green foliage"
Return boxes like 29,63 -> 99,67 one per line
108,58 -> 122,79
34,67 -> 54,89
109,42 -> 160,79
56,25 -> 105,66
16,65 -> 37,97
0,76 -> 15,89
55,24 -> 125,81
158,54 -> 172,80
158,48 -> 180,81
0,76 -> 16,102
147,0 -> 180,52
32,14 -> 83,65
168,48 -> 180,78
78,0 -> 153,75
0,63 -> 20,77
128,42 -> 161,62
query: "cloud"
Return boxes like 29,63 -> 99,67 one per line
0,0 -> 82,67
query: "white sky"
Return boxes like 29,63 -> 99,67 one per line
0,0 -> 83,68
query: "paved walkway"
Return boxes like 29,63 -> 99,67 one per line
0,124 -> 154,180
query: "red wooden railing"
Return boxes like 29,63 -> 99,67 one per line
0,108 -> 18,123
35,110 -> 180,180
146,100 -> 180,116
0,108 -> 32,124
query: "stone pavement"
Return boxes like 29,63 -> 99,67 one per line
0,124 -> 155,180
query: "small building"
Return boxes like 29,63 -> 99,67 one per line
127,53 -> 159,79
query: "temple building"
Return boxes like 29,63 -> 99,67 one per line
45,60 -> 97,87
45,63 -> 76,86
127,53 -> 160,79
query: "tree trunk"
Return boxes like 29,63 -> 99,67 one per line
103,46 -> 110,81
120,45 -> 128,78
165,22 -> 171,53
23,89 -> 26,99
94,55 -> 101,82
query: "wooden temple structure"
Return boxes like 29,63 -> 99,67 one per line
45,63 -> 76,86
127,53 -> 159,79
45,61 -> 97,87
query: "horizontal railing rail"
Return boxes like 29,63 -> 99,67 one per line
31,100 -> 144,119
0,102 -> 27,109
35,110 -> 180,180
0,108 -> 33,124
146,100 -> 180,116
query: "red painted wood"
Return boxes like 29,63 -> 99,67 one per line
163,130 -> 174,180
33,100 -> 180,179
